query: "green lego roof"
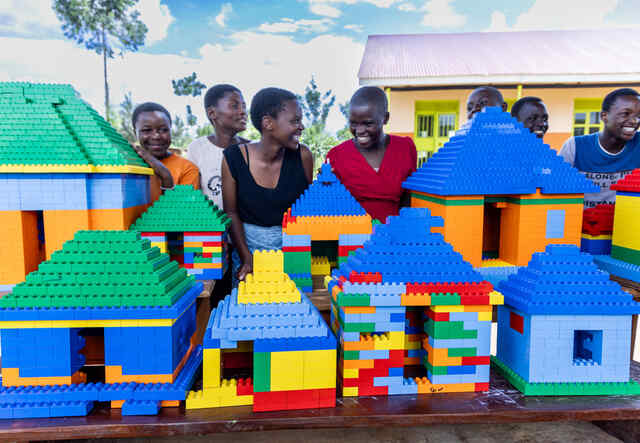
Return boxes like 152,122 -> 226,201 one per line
131,185 -> 230,232
0,230 -> 196,308
0,82 -> 149,170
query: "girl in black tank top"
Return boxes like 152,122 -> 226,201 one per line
222,88 -> 314,284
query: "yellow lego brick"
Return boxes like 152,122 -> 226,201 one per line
311,256 -> 331,275
324,275 -> 332,289
489,291 -> 504,305
237,270 -> 301,304
343,368 -> 359,379
202,348 -> 221,389
94,165 -> 154,175
0,319 -> 173,328
478,311 -> 492,321
303,349 -> 336,389
342,386 -> 359,397
202,246 -> 222,253
253,249 -> 284,274
271,351 -> 304,391
186,389 -> 220,409
480,259 -> 514,268
581,234 -> 612,240
185,379 -> 254,409
431,305 -> 465,313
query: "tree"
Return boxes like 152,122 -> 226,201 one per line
297,77 -> 335,129
239,124 -> 261,142
301,123 -> 338,169
172,73 -> 206,129
336,100 -> 351,141
171,115 -> 192,151
54,0 -> 147,120
117,91 -> 136,144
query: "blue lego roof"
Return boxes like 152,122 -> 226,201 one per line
290,163 -> 367,216
402,107 -> 599,196
205,288 -> 334,346
499,245 -> 640,315
332,207 -> 484,283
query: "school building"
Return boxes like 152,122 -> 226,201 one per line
358,29 -> 640,158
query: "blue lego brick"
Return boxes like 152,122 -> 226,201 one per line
402,106 -> 599,196
338,233 -> 371,246
385,378 -> 419,395
290,163 -> 367,216
11,402 -> 51,418
427,365 -> 489,384
499,245 -> 640,315
580,237 -> 612,255
253,330 -> 337,352
474,265 -> 521,288
0,173 -> 91,211
389,367 -> 403,376
49,401 -> 94,417
282,233 -> 311,247
98,383 -> 137,401
87,173 -> 150,209
545,209 -> 565,239
359,350 -> 390,360
122,400 -> 160,416
342,331 -> 360,342
593,254 -> 640,284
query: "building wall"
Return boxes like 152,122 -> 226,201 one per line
387,85 -> 620,151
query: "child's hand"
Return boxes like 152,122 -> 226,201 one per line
237,262 -> 253,282
133,144 -> 174,189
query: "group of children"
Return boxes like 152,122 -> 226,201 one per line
130,83 -> 640,288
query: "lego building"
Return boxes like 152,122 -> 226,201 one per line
494,244 -> 640,395
327,208 -> 503,397
593,169 -> 640,282
580,203 -> 614,255
130,185 -> 230,280
0,82 -> 152,289
0,230 -> 203,418
282,164 -> 373,292
187,250 -> 337,412
403,107 -> 599,268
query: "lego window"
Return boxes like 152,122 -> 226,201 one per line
573,98 -> 603,136
509,312 -> 524,334
545,209 -> 565,239
573,330 -> 603,365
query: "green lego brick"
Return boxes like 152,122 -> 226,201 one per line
335,293 -> 371,307
491,356 -> 640,396
423,360 -> 448,375
283,251 -> 312,274
430,293 -> 461,305
342,350 -> 360,360
253,352 -> 270,392
611,245 -> 640,266
424,319 -> 477,339
448,347 -> 477,357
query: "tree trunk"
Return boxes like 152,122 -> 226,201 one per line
102,28 -> 110,122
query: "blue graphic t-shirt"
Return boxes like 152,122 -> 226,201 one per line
559,132 -> 640,207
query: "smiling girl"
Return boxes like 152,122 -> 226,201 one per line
132,102 -> 200,202
222,88 -> 313,284
326,86 -> 417,223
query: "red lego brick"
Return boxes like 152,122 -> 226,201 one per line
358,384 -> 388,396
282,246 -> 311,252
236,378 -> 253,396
581,203 -> 615,235
611,168 -> 640,192
201,253 -> 212,258
202,241 -> 222,247
349,271 -> 382,283
318,388 -> 336,408
461,356 -> 490,365
183,263 -> 194,269
338,245 -> 362,256
510,311 -> 524,334
406,281 -> 492,296
459,294 -> 490,305
253,391 -> 287,412
474,382 -> 489,392
426,310 -> 449,321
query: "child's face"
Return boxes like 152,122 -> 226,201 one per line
602,95 -> 640,142
270,99 -> 304,149
349,103 -> 386,150
135,111 -> 172,158
208,91 -> 247,134
466,89 -> 503,121
517,102 -> 549,138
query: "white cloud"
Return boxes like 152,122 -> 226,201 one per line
421,0 -> 466,28
0,0 -> 62,37
258,18 -> 334,34
136,0 -> 175,44
0,31 -> 364,134
485,11 -> 510,32
310,3 -> 343,18
309,0 -> 401,17
344,24 -> 364,32
486,0 -> 631,32
213,3 -> 232,28
398,3 -> 417,12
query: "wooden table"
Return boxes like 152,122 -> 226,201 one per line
1,363 -> 640,440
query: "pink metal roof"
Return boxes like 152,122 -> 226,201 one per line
358,29 -> 640,86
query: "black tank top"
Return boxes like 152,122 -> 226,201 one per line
224,144 -> 309,227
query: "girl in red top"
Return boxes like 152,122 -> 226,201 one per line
326,87 -> 417,222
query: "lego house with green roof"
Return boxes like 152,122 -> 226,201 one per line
130,185 -> 230,280
0,82 -> 154,289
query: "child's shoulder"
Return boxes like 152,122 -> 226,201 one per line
327,138 -> 355,159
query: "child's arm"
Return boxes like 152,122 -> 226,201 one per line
221,156 -> 253,281
133,144 -> 174,190
179,161 -> 201,190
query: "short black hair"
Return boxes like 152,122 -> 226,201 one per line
471,86 -> 504,104
250,87 -> 297,133
132,102 -> 171,128
511,96 -> 544,118
350,86 -> 388,116
602,88 -> 640,112
204,84 -> 242,110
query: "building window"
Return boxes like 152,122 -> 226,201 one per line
545,209 -> 565,239
573,330 -> 602,366
573,98 -> 603,136
414,100 -> 458,158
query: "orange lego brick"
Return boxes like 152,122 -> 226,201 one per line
43,209 -> 90,259
88,204 -> 149,230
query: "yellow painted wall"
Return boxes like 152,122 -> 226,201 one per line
387,85 -> 620,151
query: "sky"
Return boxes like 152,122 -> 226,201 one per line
0,0 -> 638,134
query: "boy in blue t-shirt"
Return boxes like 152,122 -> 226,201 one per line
559,88 -> 640,208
